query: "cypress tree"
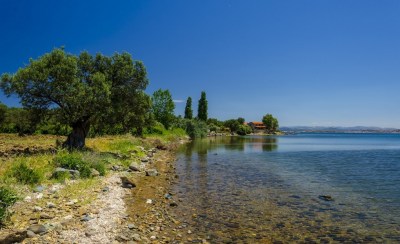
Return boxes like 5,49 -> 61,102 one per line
197,91 -> 208,121
184,97 -> 193,119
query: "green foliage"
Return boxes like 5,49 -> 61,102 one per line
0,186 -> 18,225
92,161 -> 106,176
262,114 -> 279,133
185,119 -> 208,139
237,117 -> 245,124
145,122 -> 166,135
224,119 -> 241,133
197,91 -> 208,121
51,170 -> 70,183
53,153 -> 91,178
151,89 -> 175,129
184,97 -> 193,119
0,103 -> 6,126
1,48 -> 150,148
237,124 -> 252,135
11,162 -> 41,185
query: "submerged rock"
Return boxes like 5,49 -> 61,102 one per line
121,176 -> 136,188
319,195 -> 334,201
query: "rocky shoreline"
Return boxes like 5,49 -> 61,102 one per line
0,137 -> 204,244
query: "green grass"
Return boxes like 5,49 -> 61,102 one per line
11,162 -> 42,185
0,186 -> 18,225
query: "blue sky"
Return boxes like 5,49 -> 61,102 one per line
1,0 -> 400,127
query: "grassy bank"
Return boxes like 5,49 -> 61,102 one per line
0,132 -> 187,230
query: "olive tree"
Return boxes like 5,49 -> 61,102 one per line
1,48 -> 149,149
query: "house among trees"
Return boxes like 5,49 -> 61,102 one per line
247,122 -> 266,131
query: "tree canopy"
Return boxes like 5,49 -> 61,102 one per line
151,89 -> 175,129
197,91 -> 208,121
1,48 -> 150,148
184,97 -> 193,119
262,114 -> 279,133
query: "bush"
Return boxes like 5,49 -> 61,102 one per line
0,186 -> 18,225
54,153 -> 91,178
186,120 -> 208,139
237,124 -> 252,135
11,162 -> 41,185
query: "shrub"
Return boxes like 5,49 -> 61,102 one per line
11,162 -> 41,185
185,120 -> 208,139
0,186 -> 18,225
54,153 -> 91,178
237,124 -> 252,135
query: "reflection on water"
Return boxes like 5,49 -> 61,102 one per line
171,135 -> 400,243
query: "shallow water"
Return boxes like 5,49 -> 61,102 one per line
171,134 -> 400,243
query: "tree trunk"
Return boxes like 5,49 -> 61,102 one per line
63,119 -> 90,150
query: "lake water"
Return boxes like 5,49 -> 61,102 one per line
171,134 -> 400,243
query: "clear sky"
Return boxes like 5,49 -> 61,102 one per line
1,0 -> 400,127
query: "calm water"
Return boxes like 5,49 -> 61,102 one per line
172,134 -> 400,243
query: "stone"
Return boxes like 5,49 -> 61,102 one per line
28,224 -> 47,234
111,165 -> 121,171
146,199 -> 153,204
40,213 -> 54,219
47,202 -> 56,208
102,186 -> 110,192
85,230 -> 96,237
35,193 -> 43,199
90,168 -> 100,177
170,202 -> 178,207
145,169 -> 158,176
129,163 -> 140,172
164,193 -> 172,199
0,230 -> 27,243
116,234 -> 130,241
150,235 -> 156,240
33,206 -> 43,212
81,214 -> 93,222
128,224 -> 137,230
141,157 -> 149,163
132,233 -> 141,241
34,185 -> 45,193
121,176 -> 136,188
24,196 -> 32,202
319,195 -> 334,201
26,230 -> 36,238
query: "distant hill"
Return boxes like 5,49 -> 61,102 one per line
280,126 -> 400,133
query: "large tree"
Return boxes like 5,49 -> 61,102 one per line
262,114 -> 279,133
184,97 -> 193,119
151,89 -> 175,129
1,48 -> 149,149
197,91 -> 208,121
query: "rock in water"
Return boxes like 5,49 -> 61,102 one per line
120,176 -> 136,188
146,169 -> 158,176
28,224 -> 47,234
318,195 -> 334,201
